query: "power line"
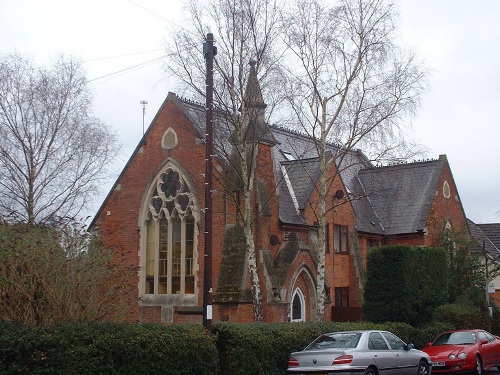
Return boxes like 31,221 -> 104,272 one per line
82,1 -> 201,85
87,55 -> 166,84
125,0 -> 172,22
86,40 -> 200,85
124,0 -> 196,36
82,48 -> 165,63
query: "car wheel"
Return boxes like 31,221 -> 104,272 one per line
417,360 -> 429,375
473,355 -> 482,375
363,368 -> 377,375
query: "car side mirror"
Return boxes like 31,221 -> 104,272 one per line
405,343 -> 414,350
425,342 -> 432,347
480,339 -> 489,346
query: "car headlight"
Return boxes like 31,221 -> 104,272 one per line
457,353 -> 467,359
448,354 -> 455,360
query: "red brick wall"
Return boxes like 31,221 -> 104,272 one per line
94,97 -> 208,321
330,181 -> 358,311
94,97 -> 468,325
425,157 -> 468,245
385,234 -> 426,247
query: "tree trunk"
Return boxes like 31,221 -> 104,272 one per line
241,143 -> 265,322
315,107 -> 329,322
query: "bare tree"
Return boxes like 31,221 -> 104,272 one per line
0,54 -> 120,224
165,0 -> 284,321
282,0 -> 426,320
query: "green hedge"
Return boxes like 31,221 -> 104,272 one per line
213,321 -> 408,375
433,303 -> 491,331
363,246 -> 449,327
0,322 -> 218,375
2,318 -> 495,374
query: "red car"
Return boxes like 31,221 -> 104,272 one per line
422,329 -> 500,374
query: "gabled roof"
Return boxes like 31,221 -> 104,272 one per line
91,90 -> 456,240
477,223 -> 500,250
357,158 -> 445,235
270,125 -> 375,227
350,176 -> 385,235
281,158 -> 320,210
89,92 -> 184,229
468,218 -> 500,257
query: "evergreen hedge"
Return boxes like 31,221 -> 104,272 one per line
0,322 -> 218,375
363,245 -> 449,326
2,319 -> 499,374
213,321 -> 417,375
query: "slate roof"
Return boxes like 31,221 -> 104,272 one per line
175,95 -> 205,138
468,219 -> 500,258
91,90 -> 452,240
478,223 -> 500,250
269,125 -> 377,227
169,97 -> 422,234
173,95 -> 454,238
357,158 -> 445,235
350,177 -> 385,235
281,158 -> 319,210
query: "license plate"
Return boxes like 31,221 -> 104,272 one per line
432,361 -> 445,367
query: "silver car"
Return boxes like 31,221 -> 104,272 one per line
287,330 -> 431,375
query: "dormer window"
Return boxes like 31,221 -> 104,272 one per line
281,150 -> 295,161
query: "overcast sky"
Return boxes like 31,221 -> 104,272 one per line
1,0 -> 499,224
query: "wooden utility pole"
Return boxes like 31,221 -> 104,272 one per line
202,33 -> 216,330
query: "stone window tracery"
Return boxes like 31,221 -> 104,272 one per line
143,166 -> 197,295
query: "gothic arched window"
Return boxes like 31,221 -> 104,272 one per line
143,166 -> 197,295
291,288 -> 305,322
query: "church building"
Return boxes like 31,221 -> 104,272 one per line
90,64 -> 469,323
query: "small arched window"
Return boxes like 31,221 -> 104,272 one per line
291,288 -> 305,322
443,180 -> 451,198
162,127 -> 178,150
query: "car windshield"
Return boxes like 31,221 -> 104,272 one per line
433,332 -> 476,346
306,332 -> 362,350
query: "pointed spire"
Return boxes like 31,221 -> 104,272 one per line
231,60 -> 277,147
244,60 -> 266,111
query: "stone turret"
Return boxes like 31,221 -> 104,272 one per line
240,60 -> 277,146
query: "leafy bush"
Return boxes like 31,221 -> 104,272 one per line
383,322 -> 415,344
490,304 -> 500,336
432,303 -> 490,331
5,319 -> 495,374
0,322 -> 218,375
411,322 -> 454,349
213,321 -> 391,375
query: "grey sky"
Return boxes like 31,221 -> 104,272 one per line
1,0 -> 498,223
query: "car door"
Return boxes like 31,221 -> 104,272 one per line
479,331 -> 497,368
487,332 -> 500,366
381,332 -> 416,375
368,332 -> 399,375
